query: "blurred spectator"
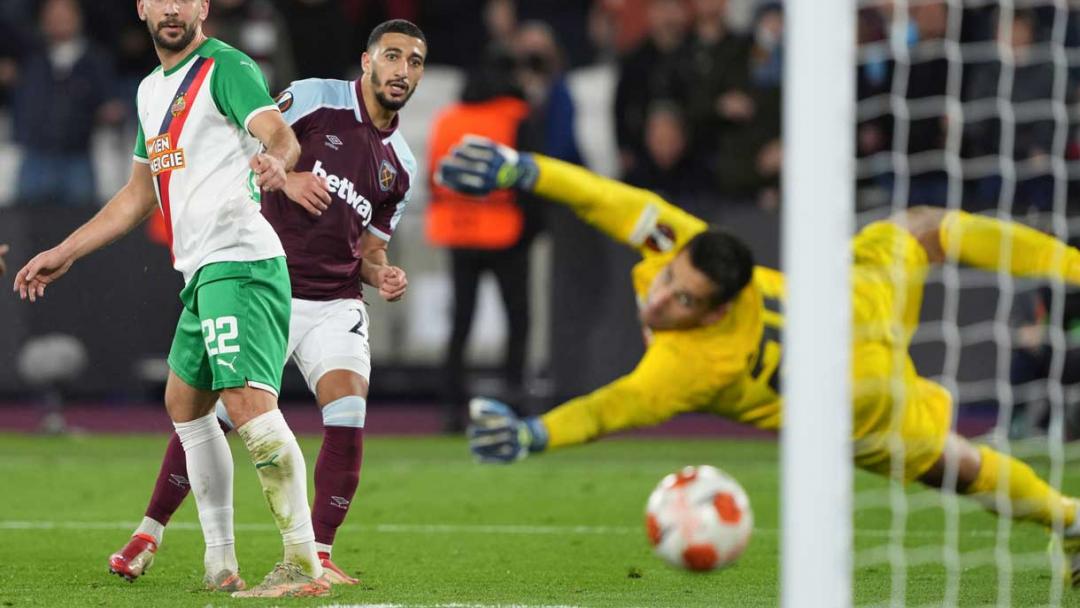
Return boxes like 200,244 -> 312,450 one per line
614,0 -> 691,176
858,1 -> 952,206
204,0 -> 295,93
516,0 -> 596,67
709,1 -> 782,209
685,0 -> 753,194
904,0 -> 951,205
341,0 -> 420,71
965,8 -> 1065,212
422,0 -> 490,66
78,2 -> 156,102
856,5 -> 890,159
591,0 -> 652,57
485,0 -> 517,53
512,20 -> 584,165
1010,283 -> 1080,440
278,0 -> 352,79
0,243 -> 8,277
624,101 -> 712,215
426,59 -> 536,431
11,0 -> 124,207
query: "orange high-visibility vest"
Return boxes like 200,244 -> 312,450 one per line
426,96 -> 531,249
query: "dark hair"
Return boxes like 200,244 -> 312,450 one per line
685,229 -> 755,307
367,19 -> 427,50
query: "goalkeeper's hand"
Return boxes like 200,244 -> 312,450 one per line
436,135 -> 539,196
466,397 -> 548,464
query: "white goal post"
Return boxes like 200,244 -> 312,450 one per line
781,0 -> 856,606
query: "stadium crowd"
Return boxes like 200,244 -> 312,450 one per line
6,0 -> 1080,215
7,0 -> 1080,436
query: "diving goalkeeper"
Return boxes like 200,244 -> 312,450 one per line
437,136 -> 1080,585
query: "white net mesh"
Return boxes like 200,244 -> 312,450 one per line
853,0 -> 1076,605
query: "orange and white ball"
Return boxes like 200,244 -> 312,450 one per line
645,465 -> 753,571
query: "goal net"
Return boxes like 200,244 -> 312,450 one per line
786,0 -> 1079,605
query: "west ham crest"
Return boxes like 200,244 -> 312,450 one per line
378,159 -> 397,192
171,93 -> 187,117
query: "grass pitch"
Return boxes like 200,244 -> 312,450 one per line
1,432 -> 1078,607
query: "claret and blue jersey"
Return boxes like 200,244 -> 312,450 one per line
261,77 -> 417,302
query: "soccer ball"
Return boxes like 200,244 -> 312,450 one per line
645,464 -> 753,571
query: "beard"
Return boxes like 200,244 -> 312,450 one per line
370,70 -> 414,112
148,19 -> 198,52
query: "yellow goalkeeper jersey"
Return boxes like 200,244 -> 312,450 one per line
531,156 -> 785,449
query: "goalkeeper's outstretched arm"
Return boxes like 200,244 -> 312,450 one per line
466,336 -> 744,463
896,205 -> 1080,283
437,136 -> 707,257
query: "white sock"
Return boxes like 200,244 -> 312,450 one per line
135,516 -> 165,546
236,409 -> 322,578
173,412 -> 238,575
315,542 -> 332,558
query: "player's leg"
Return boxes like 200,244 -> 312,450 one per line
291,297 -> 372,585
491,244 -> 530,400
164,371 -> 246,592
444,249 -> 484,431
196,259 -> 327,598
918,433 -> 1080,585
108,290 -> 238,584
918,433 -> 1077,528
108,408 -> 237,581
311,370 -> 367,585
162,284 -> 248,590
894,205 -> 1080,282
107,433 -> 187,581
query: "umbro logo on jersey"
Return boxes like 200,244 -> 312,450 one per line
379,159 -> 397,192
325,134 -> 344,150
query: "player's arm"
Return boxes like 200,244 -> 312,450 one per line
893,205 -> 1080,283
468,338 -> 739,463
248,110 -> 300,191
437,136 -> 707,257
210,50 -> 296,191
358,231 -> 407,302
13,161 -> 158,301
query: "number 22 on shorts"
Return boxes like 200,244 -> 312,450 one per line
201,316 -> 240,356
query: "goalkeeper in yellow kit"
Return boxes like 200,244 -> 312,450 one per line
438,136 -> 1080,584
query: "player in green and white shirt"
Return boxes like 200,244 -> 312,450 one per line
132,35 -> 285,283
14,0 -> 328,598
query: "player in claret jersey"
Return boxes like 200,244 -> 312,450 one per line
14,0 -> 331,598
106,19 -> 426,588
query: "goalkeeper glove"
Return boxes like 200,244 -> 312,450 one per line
436,135 -> 539,196
466,397 -> 548,464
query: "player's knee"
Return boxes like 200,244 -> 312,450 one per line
219,385 -> 277,428
922,434 -> 983,492
316,369 -> 369,404
215,399 -> 236,431
321,395 -> 366,428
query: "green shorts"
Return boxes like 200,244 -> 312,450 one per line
167,257 -> 291,395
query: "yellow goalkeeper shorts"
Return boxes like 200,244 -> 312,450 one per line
847,221 -> 952,482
